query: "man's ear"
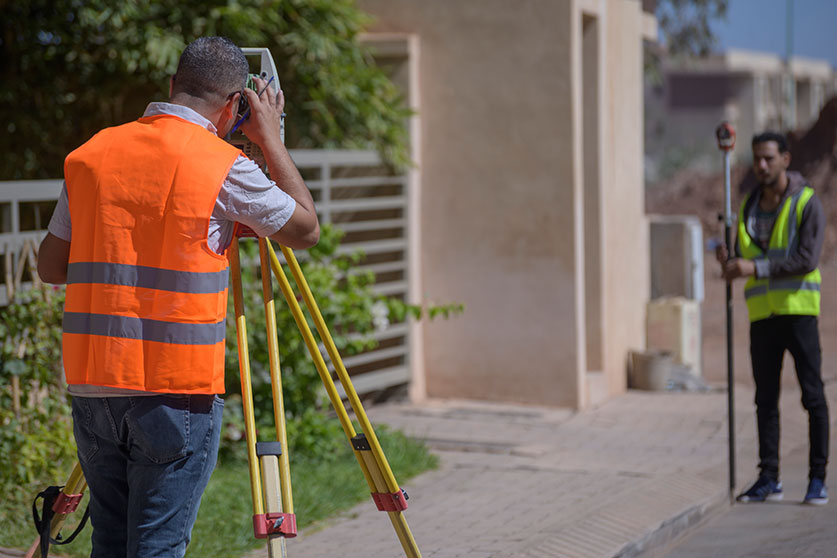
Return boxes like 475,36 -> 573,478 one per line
225,92 -> 240,118
783,151 -> 792,168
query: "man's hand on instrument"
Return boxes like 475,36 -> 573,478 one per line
240,76 -> 285,149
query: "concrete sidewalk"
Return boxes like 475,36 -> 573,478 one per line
10,384 -> 827,558
255,382 -> 836,558
667,414 -> 837,558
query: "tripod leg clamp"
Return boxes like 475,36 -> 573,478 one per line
52,492 -> 84,515
253,513 -> 297,538
351,434 -> 410,512
371,488 -> 409,512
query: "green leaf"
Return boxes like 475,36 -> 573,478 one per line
4,359 -> 26,376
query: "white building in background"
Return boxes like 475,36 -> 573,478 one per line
646,48 -> 837,178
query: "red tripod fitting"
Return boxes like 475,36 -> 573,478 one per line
51,492 -> 84,515
253,512 -> 297,538
371,488 -> 409,512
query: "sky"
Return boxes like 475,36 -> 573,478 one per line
711,0 -> 837,67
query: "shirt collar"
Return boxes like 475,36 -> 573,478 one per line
142,102 -> 218,135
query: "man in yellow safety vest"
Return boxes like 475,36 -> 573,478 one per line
717,131 -> 828,505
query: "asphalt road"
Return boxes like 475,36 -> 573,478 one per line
665,419 -> 837,558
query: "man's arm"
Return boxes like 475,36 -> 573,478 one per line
240,79 -> 319,249
261,137 -> 320,249
37,233 -> 70,284
767,193 -> 825,278
720,191 -> 824,281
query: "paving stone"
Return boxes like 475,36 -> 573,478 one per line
228,387 -> 837,558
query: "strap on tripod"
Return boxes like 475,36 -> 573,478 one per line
32,485 -> 90,557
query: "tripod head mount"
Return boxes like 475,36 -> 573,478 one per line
715,121 -> 736,152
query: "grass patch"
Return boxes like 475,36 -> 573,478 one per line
187,426 -> 437,557
0,427 -> 437,558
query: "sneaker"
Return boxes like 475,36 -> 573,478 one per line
736,476 -> 784,503
804,478 -> 829,505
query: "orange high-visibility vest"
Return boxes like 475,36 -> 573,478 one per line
62,114 -> 241,393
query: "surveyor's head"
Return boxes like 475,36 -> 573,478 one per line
170,37 -> 248,133
751,131 -> 790,187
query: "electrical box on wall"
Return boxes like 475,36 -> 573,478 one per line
646,297 -> 702,378
649,215 -> 704,302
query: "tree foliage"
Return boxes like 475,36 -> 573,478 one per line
0,0 -> 410,179
646,0 -> 728,83
656,0 -> 728,58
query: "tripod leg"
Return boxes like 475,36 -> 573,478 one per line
230,240 -> 268,531
265,242 -> 421,558
258,446 -> 295,557
259,239 -> 294,517
231,239 -> 297,554
280,247 -> 401,492
264,243 -> 368,460
352,436 -> 420,558
26,462 -> 88,558
262,455 -> 287,558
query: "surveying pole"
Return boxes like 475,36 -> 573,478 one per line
716,121 -> 736,503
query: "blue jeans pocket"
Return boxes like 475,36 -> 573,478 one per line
126,395 -> 191,464
71,398 -> 99,463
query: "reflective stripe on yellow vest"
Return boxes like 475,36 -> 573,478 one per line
63,114 -> 242,393
738,185 -> 821,322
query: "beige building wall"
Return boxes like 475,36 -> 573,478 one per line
600,0 -> 651,397
359,0 -> 652,409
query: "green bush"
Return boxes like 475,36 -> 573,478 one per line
0,225 -> 462,498
221,224 -> 462,461
0,285 -> 76,497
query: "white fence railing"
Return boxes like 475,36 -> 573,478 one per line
0,149 -> 411,396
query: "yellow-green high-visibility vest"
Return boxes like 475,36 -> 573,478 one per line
738,185 -> 821,322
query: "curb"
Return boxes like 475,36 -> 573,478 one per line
614,488 -> 730,557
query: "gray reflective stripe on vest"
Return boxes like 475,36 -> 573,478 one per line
67,262 -> 228,294
768,279 -> 820,292
63,312 -> 226,345
744,279 -> 820,299
744,284 -> 768,299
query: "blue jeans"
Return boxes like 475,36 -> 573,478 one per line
72,394 -> 224,558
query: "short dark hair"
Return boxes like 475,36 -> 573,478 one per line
172,37 -> 248,102
752,131 -> 789,153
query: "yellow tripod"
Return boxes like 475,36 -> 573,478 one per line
229,233 -> 420,558
27,235 -> 421,558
